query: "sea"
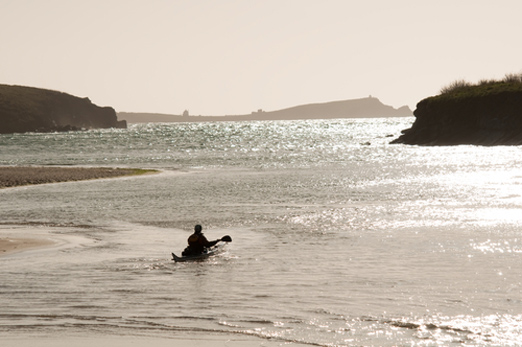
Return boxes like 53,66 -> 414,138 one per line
1,117 -> 522,346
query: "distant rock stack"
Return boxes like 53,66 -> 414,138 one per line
0,84 -> 126,134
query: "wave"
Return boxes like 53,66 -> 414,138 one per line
360,315 -> 522,345
0,313 -> 325,346
2,312 -> 521,346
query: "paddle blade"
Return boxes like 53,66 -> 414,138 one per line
221,235 -> 232,242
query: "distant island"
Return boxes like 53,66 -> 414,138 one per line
118,97 -> 412,123
0,84 -> 126,134
391,73 -> 522,145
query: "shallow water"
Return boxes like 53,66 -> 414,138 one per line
2,118 -> 522,346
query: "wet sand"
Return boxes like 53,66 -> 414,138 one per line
0,166 -> 155,189
0,237 -> 54,256
0,335 -> 309,347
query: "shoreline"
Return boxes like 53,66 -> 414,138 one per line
0,166 -> 157,189
0,166 -> 158,256
0,335 -> 311,347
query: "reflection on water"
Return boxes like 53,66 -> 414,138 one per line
2,119 -> 522,345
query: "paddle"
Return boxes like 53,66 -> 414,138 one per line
220,235 -> 232,242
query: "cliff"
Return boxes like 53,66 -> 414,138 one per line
118,97 -> 412,123
0,84 -> 126,134
391,78 -> 522,145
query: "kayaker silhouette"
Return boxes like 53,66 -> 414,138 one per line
182,224 -> 221,256
174,226 -> 233,261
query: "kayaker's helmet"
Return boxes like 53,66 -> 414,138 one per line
194,224 -> 202,234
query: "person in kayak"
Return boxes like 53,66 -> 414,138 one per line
183,224 -> 220,256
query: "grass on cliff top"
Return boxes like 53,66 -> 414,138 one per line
435,73 -> 522,100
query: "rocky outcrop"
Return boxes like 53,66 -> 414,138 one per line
391,87 -> 522,146
0,84 -> 126,134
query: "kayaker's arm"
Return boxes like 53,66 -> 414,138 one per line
207,239 -> 220,247
200,234 -> 219,248
207,235 -> 232,247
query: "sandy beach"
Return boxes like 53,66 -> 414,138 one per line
0,166 -> 154,189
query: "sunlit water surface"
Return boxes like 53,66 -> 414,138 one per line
2,118 -> 522,346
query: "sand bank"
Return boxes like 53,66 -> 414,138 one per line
0,237 -> 54,256
0,166 -> 155,189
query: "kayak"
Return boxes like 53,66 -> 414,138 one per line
171,242 -> 226,262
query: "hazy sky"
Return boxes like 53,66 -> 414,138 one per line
1,0 -> 522,115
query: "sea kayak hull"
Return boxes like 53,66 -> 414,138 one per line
171,243 -> 225,262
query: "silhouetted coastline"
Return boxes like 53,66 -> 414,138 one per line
0,84 -> 126,134
392,73 -> 522,145
118,97 -> 412,123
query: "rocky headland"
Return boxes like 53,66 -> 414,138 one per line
391,74 -> 522,145
118,96 -> 412,123
0,84 -> 126,134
